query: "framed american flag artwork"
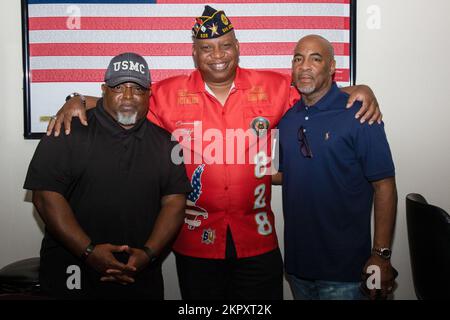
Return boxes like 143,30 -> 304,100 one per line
22,0 -> 356,138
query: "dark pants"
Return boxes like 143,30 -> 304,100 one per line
175,229 -> 283,300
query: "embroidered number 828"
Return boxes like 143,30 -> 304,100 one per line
253,151 -> 272,236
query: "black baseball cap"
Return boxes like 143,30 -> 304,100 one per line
104,52 -> 151,88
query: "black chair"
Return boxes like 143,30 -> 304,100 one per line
0,257 -> 41,299
406,193 -> 450,300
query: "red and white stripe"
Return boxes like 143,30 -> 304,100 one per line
27,1 -> 352,132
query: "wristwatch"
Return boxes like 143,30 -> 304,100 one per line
65,92 -> 86,104
372,247 -> 392,260
142,245 -> 158,264
80,242 -> 96,261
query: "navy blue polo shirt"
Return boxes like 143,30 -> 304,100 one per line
278,83 -> 395,282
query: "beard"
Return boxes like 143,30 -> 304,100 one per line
297,83 -> 316,94
295,73 -> 316,95
117,111 -> 137,126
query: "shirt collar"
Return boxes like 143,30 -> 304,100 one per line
186,66 -> 251,93
205,82 -> 235,98
94,99 -> 147,140
296,82 -> 341,112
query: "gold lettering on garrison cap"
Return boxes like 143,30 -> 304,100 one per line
192,5 -> 234,39
222,25 -> 233,34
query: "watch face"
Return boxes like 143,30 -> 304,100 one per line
381,249 -> 391,258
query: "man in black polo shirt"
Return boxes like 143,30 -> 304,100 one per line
24,52 -> 192,299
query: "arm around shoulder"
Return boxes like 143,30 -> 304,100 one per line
341,84 -> 382,124
47,94 -> 100,137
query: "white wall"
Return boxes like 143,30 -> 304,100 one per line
0,1 -> 45,268
2,0 -> 450,300
359,0 -> 450,299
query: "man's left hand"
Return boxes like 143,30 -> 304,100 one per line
124,247 -> 151,273
345,85 -> 382,125
361,255 -> 398,300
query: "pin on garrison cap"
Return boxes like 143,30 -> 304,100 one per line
192,5 -> 234,39
104,52 -> 151,88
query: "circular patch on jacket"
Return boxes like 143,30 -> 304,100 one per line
250,117 -> 270,137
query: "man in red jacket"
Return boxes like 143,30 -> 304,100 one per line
47,6 -> 381,300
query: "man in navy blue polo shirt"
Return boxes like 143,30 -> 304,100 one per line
276,35 -> 398,300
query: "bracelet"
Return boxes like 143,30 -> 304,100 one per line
80,242 -> 96,261
65,92 -> 86,105
142,245 -> 157,264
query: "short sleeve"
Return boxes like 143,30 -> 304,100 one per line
147,93 -> 163,127
354,121 -> 395,182
160,140 -> 193,196
287,86 -> 301,113
23,135 -> 73,196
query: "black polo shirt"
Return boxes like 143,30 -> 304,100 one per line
24,99 -> 192,298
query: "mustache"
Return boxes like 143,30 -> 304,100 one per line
118,103 -> 137,108
297,72 -> 314,79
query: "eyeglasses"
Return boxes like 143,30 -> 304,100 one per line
108,84 -> 148,95
298,126 -> 313,158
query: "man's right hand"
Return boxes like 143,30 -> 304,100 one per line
46,96 -> 88,137
100,247 -> 150,285
85,244 -> 136,285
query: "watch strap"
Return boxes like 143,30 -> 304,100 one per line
142,246 -> 157,264
65,92 -> 86,104
80,242 -> 96,261
372,247 -> 391,260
